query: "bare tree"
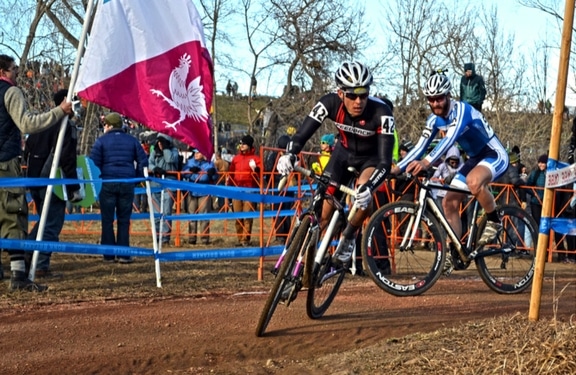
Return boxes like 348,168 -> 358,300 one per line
266,0 -> 368,100
519,0 -> 569,25
198,0 -> 237,150
380,0 -> 477,110
476,5 -> 527,114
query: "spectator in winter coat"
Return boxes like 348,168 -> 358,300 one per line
495,151 -> 526,207
227,134 -> 261,246
460,62 -> 486,112
148,133 -> 179,244
525,154 -> 548,226
90,112 -> 149,263
431,146 -> 462,214
311,133 -> 335,175
182,149 -> 218,245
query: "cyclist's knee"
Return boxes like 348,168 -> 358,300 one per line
466,167 -> 491,195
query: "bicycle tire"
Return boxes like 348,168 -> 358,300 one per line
306,225 -> 346,319
361,201 -> 446,297
474,205 -> 537,294
255,215 -> 312,337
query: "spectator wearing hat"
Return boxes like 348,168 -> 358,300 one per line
431,146 -> 463,214
460,62 -> 486,112
496,151 -> 527,208
311,133 -> 335,175
525,154 -> 548,226
398,140 -> 414,162
24,89 -> 82,278
90,112 -> 149,263
227,134 -> 261,246
182,149 -> 218,245
148,133 -> 179,245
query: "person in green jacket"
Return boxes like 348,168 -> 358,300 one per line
460,62 -> 486,112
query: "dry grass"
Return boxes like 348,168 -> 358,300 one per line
301,313 -> 576,374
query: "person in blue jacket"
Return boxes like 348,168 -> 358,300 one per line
182,149 -> 218,245
90,112 -> 149,263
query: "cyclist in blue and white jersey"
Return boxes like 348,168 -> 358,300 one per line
393,70 -> 509,252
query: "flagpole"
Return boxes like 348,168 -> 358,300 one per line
29,0 -> 97,281
143,168 -> 162,287
528,0 -> 574,321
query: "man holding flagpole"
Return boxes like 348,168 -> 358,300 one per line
0,54 -> 72,291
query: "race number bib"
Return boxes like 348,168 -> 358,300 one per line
380,116 -> 395,134
308,102 -> 329,123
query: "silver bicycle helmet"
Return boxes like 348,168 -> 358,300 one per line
423,72 -> 452,97
335,61 -> 373,89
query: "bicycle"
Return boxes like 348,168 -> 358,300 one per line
361,173 -> 537,297
255,165 -> 357,337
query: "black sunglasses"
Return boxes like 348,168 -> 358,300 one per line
344,92 -> 369,100
427,95 -> 446,104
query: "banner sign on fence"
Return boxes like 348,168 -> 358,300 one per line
546,162 -> 576,188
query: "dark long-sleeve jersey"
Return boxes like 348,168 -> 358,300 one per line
287,93 -> 395,190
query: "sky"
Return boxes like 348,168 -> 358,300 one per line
217,0 -> 574,105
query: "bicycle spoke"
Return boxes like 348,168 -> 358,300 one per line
362,201 -> 445,297
306,228 -> 345,319
256,215 -> 311,336
475,206 -> 537,294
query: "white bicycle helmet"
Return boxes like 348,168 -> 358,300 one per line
423,72 -> 452,97
335,61 -> 373,89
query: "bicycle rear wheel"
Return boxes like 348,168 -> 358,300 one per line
475,205 -> 537,294
255,215 -> 312,337
361,201 -> 446,297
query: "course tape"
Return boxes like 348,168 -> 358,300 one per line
8,176 -> 302,204
28,209 -> 296,222
549,218 -> 576,236
0,238 -> 284,261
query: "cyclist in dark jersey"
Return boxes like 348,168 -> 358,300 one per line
277,61 -> 396,265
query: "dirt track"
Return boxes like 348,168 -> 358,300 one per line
1,264 -> 574,375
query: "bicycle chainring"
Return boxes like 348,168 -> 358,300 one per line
450,245 -> 471,270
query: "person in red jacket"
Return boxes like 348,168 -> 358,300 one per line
227,135 -> 261,246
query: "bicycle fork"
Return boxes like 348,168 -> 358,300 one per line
314,210 -> 342,285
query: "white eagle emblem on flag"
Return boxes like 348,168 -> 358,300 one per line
150,53 -> 209,131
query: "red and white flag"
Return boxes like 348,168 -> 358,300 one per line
75,0 -> 214,157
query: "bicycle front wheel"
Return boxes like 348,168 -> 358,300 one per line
255,215 -> 312,337
361,201 -> 446,297
306,222 -> 346,319
475,205 -> 537,294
